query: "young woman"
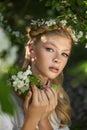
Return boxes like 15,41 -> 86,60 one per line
0,19 -> 76,130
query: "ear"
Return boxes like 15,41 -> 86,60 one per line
25,40 -> 35,60
28,41 -> 36,58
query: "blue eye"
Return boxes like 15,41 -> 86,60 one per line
62,53 -> 69,58
46,48 -> 54,52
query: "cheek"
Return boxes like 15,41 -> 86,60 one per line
35,49 -> 48,61
35,52 -> 45,65
61,59 -> 68,68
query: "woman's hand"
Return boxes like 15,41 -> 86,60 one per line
38,86 -> 58,130
40,86 -> 58,121
23,84 -> 49,123
23,84 -> 58,130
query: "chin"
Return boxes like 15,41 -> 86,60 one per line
48,76 -> 57,80
43,73 -> 59,80
48,74 -> 60,80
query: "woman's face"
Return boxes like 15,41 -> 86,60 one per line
31,34 -> 71,82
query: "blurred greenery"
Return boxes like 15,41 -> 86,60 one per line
0,74 -> 15,115
0,0 -> 87,129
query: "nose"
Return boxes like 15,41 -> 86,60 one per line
54,58 -> 58,63
53,54 -> 61,63
53,58 -> 61,64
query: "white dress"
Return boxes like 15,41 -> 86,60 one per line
0,92 -> 70,130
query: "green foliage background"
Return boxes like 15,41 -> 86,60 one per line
0,0 -> 87,129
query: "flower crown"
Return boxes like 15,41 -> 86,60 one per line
27,18 -> 77,43
30,19 -> 56,27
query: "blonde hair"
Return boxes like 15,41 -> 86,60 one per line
23,19 -> 75,128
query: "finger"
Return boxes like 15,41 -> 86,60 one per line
38,90 -> 43,103
43,89 -> 54,112
45,88 -> 53,100
24,91 -> 32,113
50,87 -> 58,106
46,87 -> 57,101
31,84 -> 38,103
40,90 -> 49,104
50,87 -> 57,98
44,89 -> 53,107
45,88 -> 57,109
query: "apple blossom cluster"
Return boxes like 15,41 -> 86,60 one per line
11,65 -> 41,95
11,65 -> 32,94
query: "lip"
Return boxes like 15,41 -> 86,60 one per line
49,66 -> 59,73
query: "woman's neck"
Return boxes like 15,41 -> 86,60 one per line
31,65 -> 49,86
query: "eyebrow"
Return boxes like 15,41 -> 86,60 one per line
44,42 -> 71,52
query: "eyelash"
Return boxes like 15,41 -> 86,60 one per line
46,47 -> 54,52
45,47 -> 69,58
62,53 -> 69,58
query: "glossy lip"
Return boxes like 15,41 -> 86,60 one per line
49,66 -> 59,73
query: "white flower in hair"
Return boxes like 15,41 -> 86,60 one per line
45,19 -> 56,27
37,19 -> 45,26
31,19 -> 45,26
30,19 -> 56,27
60,20 -> 67,25
31,20 -> 37,25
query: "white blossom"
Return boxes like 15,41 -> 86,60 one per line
30,19 -> 56,27
73,16 -> 77,20
72,30 -> 78,43
22,72 -> 29,80
0,27 -> 18,73
77,31 -> 83,39
6,46 -> 18,66
45,19 -> 56,27
13,78 -> 20,87
0,13 -> 4,22
68,14 -> 72,17
25,66 -> 32,75
17,71 -> 24,79
0,27 -> 11,53
60,20 -> 67,25
17,80 -> 25,89
25,78 -> 29,83
61,0 -> 67,3
11,65 -> 32,94
85,44 -> 87,48
12,31 -> 20,37
31,19 -> 38,25
11,75 -> 17,80
37,19 -> 45,26
85,33 -> 87,39
6,26 -> 12,32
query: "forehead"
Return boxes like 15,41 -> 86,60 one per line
42,29 -> 71,40
41,34 -> 72,49
40,31 -> 71,41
